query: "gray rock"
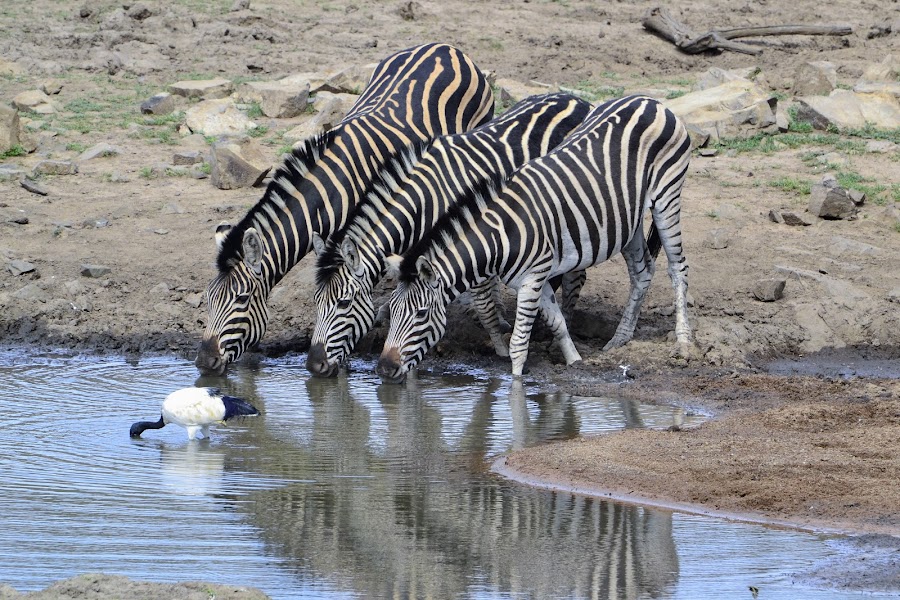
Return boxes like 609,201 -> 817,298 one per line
849,189 -> 866,206
184,292 -> 204,308
859,55 -> 899,84
853,81 -> 900,99
173,151 -> 203,166
320,64 -> 378,94
703,228 -> 730,249
169,78 -> 234,100
210,137 -> 271,190
40,80 -> 63,95
796,90 -> 900,130
127,3 -> 153,20
781,211 -> 814,226
13,283 -> 49,303
768,209 -> 784,224
12,90 -> 59,114
888,288 -> 900,304
77,143 -> 120,161
792,61 -> 837,96
7,260 -> 35,276
0,58 -> 24,76
0,104 -> 20,153
185,99 -> 256,136
33,160 -> 78,176
20,179 -> 48,196
282,93 -> 355,143
237,80 -> 310,118
664,80 -> 777,143
0,164 -> 27,181
80,264 -> 111,278
231,0 -> 250,10
140,92 -> 176,115
753,278 -> 786,302
808,185 -> 858,220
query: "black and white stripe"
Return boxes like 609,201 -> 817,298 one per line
307,93 -> 592,376
195,43 -> 494,375
377,95 -> 692,382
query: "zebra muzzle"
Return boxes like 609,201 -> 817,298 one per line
376,347 -> 406,384
195,337 -> 226,376
306,343 -> 339,378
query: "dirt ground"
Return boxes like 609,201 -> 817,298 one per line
1,0 -> 900,595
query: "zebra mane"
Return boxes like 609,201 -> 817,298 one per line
314,139 -> 433,286
398,171 -> 505,284
216,129 -> 338,273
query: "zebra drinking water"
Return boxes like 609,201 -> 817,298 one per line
308,93 -> 592,377
195,43 -> 494,375
376,95 -> 693,383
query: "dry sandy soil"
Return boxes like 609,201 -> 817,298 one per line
1,0 -> 900,595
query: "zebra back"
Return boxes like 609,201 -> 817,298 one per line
197,43 -> 494,376
379,96 -> 692,382
307,93 -> 591,375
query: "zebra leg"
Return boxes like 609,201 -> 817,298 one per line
651,188 -> 693,348
471,279 -> 510,357
538,282 -> 583,365
560,269 -> 587,320
509,277 -> 546,377
603,229 -> 656,351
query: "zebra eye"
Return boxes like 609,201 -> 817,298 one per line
337,298 -> 352,310
235,294 -> 251,305
416,307 -> 429,319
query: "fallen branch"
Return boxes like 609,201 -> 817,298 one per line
642,6 -> 853,56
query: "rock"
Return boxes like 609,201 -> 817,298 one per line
184,292 -> 204,308
792,61 -> 837,96
169,78 -> 234,100
694,67 -> 766,91
173,151 -> 203,165
853,81 -> 900,100
768,209 -> 784,224
320,64 -> 377,94
237,80 -> 310,118
13,283 -> 49,303
865,140 -> 897,153
495,78 -> 552,105
280,72 -> 330,94
808,185 -> 858,220
697,147 -> 718,157
859,55 -> 899,83
20,179 -> 48,196
127,3 -> 153,20
231,0 -> 250,10
753,278 -> 786,302
888,288 -> 900,304
7,260 -> 35,276
77,143 -> 120,161
210,136 -> 271,189
683,123 -> 710,150
282,93 -> 355,143
781,211 -> 814,226
40,80 -> 63,95
703,228 -> 730,249
12,90 -> 59,114
0,104 -> 20,153
0,58 -> 25,76
664,80 -> 777,143
796,90 -> 900,130
0,164 -> 27,181
140,92 -> 176,115
848,189 -> 866,206
185,99 -> 257,136
80,264 -> 111,278
33,160 -> 78,176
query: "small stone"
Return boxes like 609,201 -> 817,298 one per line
848,189 -> 866,206
0,104 -> 20,153
40,80 -> 63,95
172,150 -> 202,166
888,287 -> 900,304
184,99 -> 256,136
80,264 -> 111,278
703,228 -> 730,249
698,148 -> 718,157
169,78 -> 234,100
140,93 -> 176,115
33,160 -> 78,176
780,211 -> 814,226
7,259 -> 35,276
808,185 -> 858,220
184,292 -> 204,308
21,179 -> 48,196
77,143 -> 120,161
12,90 -> 57,113
13,283 -> 50,303
792,61 -> 837,96
230,0 -> 250,10
9,215 -> 29,225
154,228 -> 169,235
768,208 -> 785,224
753,278 -> 786,302
210,137 -> 271,190
127,3 -> 153,20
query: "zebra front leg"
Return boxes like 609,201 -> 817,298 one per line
471,278 -> 510,357
538,282 -> 583,365
509,278 -> 547,377
603,229 -> 656,351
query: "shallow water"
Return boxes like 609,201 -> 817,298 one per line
0,350 -> 882,598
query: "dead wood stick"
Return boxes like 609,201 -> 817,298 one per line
642,7 -> 853,56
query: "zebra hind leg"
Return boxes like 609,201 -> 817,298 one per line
651,188 -> 693,349
560,269 -> 587,321
471,278 -> 511,357
603,229 -> 656,351
537,282 -> 583,366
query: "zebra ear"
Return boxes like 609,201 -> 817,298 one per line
415,256 -> 438,287
242,228 -> 264,275
384,254 -> 403,279
339,238 -> 361,273
311,232 -> 326,256
215,221 -> 232,251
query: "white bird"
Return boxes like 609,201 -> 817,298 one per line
130,387 -> 260,440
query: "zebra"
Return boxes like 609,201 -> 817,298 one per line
376,95 -> 693,383
307,93 -> 592,377
195,43 -> 494,375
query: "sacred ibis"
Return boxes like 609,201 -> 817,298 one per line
130,387 -> 260,440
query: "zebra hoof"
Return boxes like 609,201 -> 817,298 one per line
602,336 -> 629,352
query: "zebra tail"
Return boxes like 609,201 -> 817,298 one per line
221,396 -> 261,420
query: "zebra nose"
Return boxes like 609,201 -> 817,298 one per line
195,337 -> 226,375
306,343 -> 338,377
376,348 -> 405,384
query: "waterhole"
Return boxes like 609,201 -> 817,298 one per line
0,350 -> 872,598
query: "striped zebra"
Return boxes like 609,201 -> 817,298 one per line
195,43 -> 494,375
307,93 -> 592,377
376,95 -> 692,382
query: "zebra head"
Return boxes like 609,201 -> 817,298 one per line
377,255 -> 449,384
196,223 -> 271,375
308,235 -> 379,377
